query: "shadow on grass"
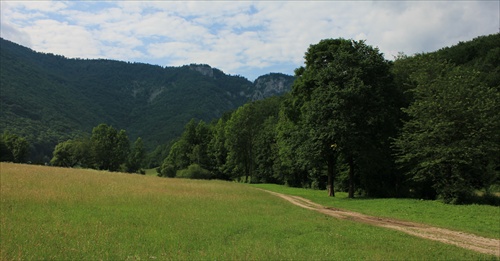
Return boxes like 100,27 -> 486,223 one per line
467,192 -> 500,206
335,191 -> 500,206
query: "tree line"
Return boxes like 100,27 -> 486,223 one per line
157,36 -> 499,204
50,124 -> 147,174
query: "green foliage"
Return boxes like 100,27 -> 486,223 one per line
90,124 -> 130,171
224,97 -> 282,182
157,120 -> 213,178
207,118 -> 230,180
50,136 -> 93,168
158,97 -> 283,183
275,95 -> 315,187
162,139 -> 191,174
50,124 -> 148,174
126,137 -> 146,174
191,121 -> 212,168
224,103 -> 259,182
176,163 -> 212,179
393,59 -> 500,203
433,34 -> 500,88
288,38 -> 400,197
159,34 -> 499,205
0,131 -> 29,163
157,163 -> 176,177
0,39 -> 294,162
4,29 -> 497,206
50,140 -> 79,167
253,116 -> 281,183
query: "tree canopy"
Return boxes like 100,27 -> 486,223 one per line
288,38 -> 400,197
393,58 -> 500,203
1,131 -> 29,163
157,34 -> 499,204
50,124 -> 146,174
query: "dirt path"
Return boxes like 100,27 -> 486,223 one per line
259,189 -> 500,257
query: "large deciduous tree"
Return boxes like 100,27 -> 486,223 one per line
394,59 -> 500,203
290,38 -> 398,197
91,124 -> 130,171
158,119 -> 213,178
1,131 -> 29,163
50,136 -> 93,168
225,102 -> 259,182
207,118 -> 230,180
276,95 -> 324,189
50,140 -> 79,167
225,97 -> 281,183
127,137 -> 146,174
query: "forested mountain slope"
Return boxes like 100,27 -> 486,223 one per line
0,38 -> 294,161
394,33 -> 499,86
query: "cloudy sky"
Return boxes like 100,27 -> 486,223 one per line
1,1 -> 498,81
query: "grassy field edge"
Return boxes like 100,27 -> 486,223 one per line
251,183 -> 500,239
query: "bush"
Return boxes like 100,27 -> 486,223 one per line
176,164 -> 212,180
157,163 -> 176,177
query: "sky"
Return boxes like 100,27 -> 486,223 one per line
1,1 -> 499,81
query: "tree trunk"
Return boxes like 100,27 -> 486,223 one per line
327,154 -> 335,197
244,157 -> 249,183
245,165 -> 249,183
348,155 -> 355,198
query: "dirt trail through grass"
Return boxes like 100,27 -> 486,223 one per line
259,189 -> 500,257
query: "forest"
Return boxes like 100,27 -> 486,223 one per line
0,37 -> 294,164
155,34 -> 499,204
2,34 -> 498,204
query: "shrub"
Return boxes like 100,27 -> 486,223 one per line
157,162 -> 176,177
176,164 -> 212,180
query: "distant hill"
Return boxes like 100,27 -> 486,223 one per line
0,38 -> 294,162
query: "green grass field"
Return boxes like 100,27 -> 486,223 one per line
252,184 -> 500,240
1,163 -> 497,260
144,168 -> 158,176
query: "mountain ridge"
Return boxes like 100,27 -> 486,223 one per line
0,38 -> 294,162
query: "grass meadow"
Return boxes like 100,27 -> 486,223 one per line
144,168 -> 158,176
252,184 -> 500,240
1,163 -> 497,260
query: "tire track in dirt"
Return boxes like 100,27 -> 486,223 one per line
259,189 -> 500,257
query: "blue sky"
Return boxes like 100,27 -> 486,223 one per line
1,1 -> 499,81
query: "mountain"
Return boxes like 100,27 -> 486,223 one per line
249,73 -> 296,101
0,38 -> 294,162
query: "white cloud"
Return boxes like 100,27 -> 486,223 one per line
359,1 -> 499,58
14,0 -> 67,12
62,7 -> 130,27
1,0 -> 498,80
24,19 -> 102,58
0,21 -> 32,47
148,41 -> 197,59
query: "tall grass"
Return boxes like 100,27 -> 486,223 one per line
1,163 -> 496,260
